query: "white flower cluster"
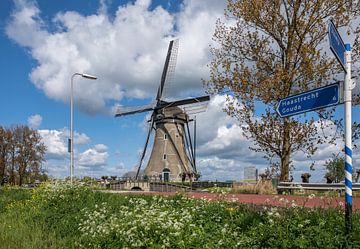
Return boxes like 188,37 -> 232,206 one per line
32,181 -> 89,204
77,196 -> 195,248
264,207 -> 281,225
31,183 -> 241,248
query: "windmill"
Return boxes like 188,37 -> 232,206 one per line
115,39 -> 209,182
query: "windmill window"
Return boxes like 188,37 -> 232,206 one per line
163,154 -> 167,160
164,134 -> 167,140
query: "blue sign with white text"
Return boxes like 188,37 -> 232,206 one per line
328,19 -> 346,72
277,83 -> 340,118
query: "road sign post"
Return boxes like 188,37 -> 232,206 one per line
276,83 -> 340,118
344,44 -> 353,234
328,19 -> 354,234
276,20 -> 355,235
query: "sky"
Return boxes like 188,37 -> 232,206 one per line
0,0 -> 359,182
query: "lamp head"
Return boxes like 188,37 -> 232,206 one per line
81,73 -> 97,80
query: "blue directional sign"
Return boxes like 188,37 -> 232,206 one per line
277,83 -> 340,118
328,19 -> 346,72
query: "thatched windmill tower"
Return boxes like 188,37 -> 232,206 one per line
115,40 -> 209,182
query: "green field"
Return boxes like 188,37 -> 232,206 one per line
1,183 -> 360,248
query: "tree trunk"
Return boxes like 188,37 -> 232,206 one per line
18,164 -> 26,186
9,151 -> 16,185
280,119 -> 291,181
19,171 -> 23,186
280,155 -> 290,181
0,158 -> 5,186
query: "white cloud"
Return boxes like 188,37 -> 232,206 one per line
42,161 -> 69,178
196,95 -> 256,160
38,129 -> 114,178
93,143 -> 108,153
7,1 -> 156,115
80,162 -> 127,178
27,114 -> 42,129
6,0 -> 226,115
38,128 -> 90,160
197,157 -> 267,181
74,131 -> 91,145
38,129 -> 68,160
78,143 -> 109,167
6,0 -> 48,48
194,95 -> 267,180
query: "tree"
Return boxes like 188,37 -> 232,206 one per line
324,153 -> 345,183
0,126 -> 46,185
8,126 -> 20,185
0,127 -> 11,185
82,176 -> 92,183
16,126 -> 46,185
206,0 -> 360,181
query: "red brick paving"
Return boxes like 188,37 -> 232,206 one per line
112,190 -> 360,210
187,192 -> 360,210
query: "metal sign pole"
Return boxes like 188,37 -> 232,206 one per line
328,19 -> 354,235
344,43 -> 352,234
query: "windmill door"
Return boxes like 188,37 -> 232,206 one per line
162,168 -> 170,182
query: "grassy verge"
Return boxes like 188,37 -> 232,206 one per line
0,210 -> 67,249
1,183 -> 360,248
0,187 -> 68,248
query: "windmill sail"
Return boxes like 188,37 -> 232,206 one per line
135,117 -> 155,179
179,101 -> 209,115
160,39 -> 179,100
114,104 -> 154,117
158,95 -> 209,109
156,39 -> 179,101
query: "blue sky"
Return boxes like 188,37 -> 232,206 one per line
0,0 -> 359,182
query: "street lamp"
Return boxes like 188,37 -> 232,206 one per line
70,73 -> 97,184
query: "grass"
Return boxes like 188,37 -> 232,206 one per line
0,186 -> 31,213
0,187 -> 68,249
1,182 -> 360,248
232,180 -> 276,195
0,211 -> 67,249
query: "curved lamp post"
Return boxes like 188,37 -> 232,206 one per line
70,73 -> 97,183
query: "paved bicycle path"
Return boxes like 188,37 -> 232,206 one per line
107,190 -> 360,210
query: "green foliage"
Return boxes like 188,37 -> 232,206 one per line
0,186 -> 68,248
0,125 -> 46,186
207,186 -> 232,194
238,207 -> 348,248
324,154 -> 345,183
0,206 -> 67,249
0,187 -> 31,213
1,183 -> 360,248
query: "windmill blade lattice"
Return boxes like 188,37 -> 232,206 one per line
114,103 -> 155,117
135,117 -> 155,180
161,39 -> 179,101
156,39 -> 179,101
178,100 -> 209,116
